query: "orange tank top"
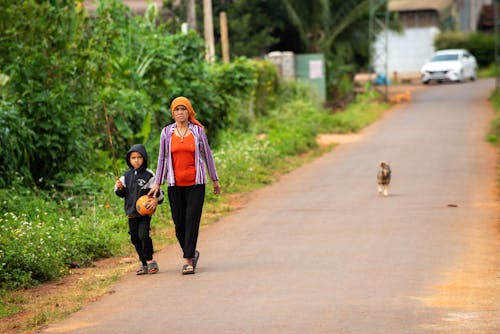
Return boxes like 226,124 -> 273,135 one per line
171,132 -> 196,186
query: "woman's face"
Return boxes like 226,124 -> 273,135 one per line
173,105 -> 189,123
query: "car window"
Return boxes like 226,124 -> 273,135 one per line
431,54 -> 459,62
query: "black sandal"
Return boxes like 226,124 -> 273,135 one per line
192,250 -> 200,269
182,264 -> 194,275
136,266 -> 147,275
147,261 -> 159,274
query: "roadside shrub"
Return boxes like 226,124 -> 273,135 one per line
208,57 -> 258,133
213,131 -> 279,192
252,59 -> 280,117
0,1 -> 93,188
0,172 -> 126,290
326,88 -> 388,133
488,88 -> 500,144
0,101 -> 34,187
467,33 -> 495,67
263,100 -> 322,156
434,32 -> 495,67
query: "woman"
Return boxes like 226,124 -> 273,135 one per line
149,96 -> 220,275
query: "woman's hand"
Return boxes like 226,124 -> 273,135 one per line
148,184 -> 160,198
147,196 -> 159,210
213,180 -> 221,195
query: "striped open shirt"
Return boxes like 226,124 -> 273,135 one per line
155,123 -> 219,187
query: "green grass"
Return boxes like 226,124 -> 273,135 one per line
487,88 -> 500,144
478,64 -> 500,79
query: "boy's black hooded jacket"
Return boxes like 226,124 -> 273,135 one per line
115,144 -> 163,218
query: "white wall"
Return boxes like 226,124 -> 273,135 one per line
374,27 -> 440,75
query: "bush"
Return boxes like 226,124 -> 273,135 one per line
0,101 -> 34,187
434,32 -> 495,67
0,1 -> 94,188
0,173 -> 126,290
488,88 -> 500,144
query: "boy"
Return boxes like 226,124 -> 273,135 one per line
115,144 -> 164,275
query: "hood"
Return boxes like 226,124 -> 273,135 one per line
126,144 -> 148,170
421,61 -> 460,72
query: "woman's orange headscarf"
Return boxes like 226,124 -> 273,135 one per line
170,96 -> 204,129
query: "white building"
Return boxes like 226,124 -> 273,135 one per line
374,0 -> 491,78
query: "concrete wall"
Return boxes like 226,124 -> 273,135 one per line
374,27 -> 440,75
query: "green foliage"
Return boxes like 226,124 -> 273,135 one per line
1,0 -> 268,187
467,33 -> 495,67
263,100 -> 322,156
252,59 -> 280,117
182,0 -> 394,101
487,88 -> 500,144
213,131 -> 279,192
0,0 -> 93,188
327,89 -> 388,133
0,172 -> 126,290
208,57 -> 258,133
0,101 -> 34,187
434,32 -> 495,67
209,0 -> 282,58
434,32 -> 467,50
0,292 -> 22,318
478,64 -> 500,78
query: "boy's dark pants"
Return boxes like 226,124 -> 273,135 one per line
168,184 -> 205,259
128,217 -> 153,266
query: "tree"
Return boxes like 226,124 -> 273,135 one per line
207,0 -> 397,99
0,0 -> 93,187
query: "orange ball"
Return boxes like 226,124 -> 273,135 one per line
135,195 -> 156,216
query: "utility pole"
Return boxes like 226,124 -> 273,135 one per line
203,0 -> 215,63
187,0 -> 196,31
220,11 -> 230,63
369,0 -> 389,100
495,0 -> 499,89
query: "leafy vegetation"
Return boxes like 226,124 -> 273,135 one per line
0,0 -> 262,189
164,0 -> 397,102
487,87 -> 500,144
434,32 -> 496,67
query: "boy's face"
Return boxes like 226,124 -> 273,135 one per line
129,152 -> 144,170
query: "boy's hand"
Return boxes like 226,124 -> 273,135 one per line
115,179 -> 124,190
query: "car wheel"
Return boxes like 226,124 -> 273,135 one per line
470,70 -> 477,81
422,80 -> 430,85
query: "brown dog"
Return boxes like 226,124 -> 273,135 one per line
377,161 -> 391,196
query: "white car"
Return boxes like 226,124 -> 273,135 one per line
420,49 -> 477,84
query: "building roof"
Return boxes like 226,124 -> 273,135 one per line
477,4 -> 500,32
388,0 -> 453,14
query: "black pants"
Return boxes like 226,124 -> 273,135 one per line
128,216 -> 154,266
168,184 -> 205,259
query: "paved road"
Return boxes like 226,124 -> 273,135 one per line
43,79 -> 499,333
